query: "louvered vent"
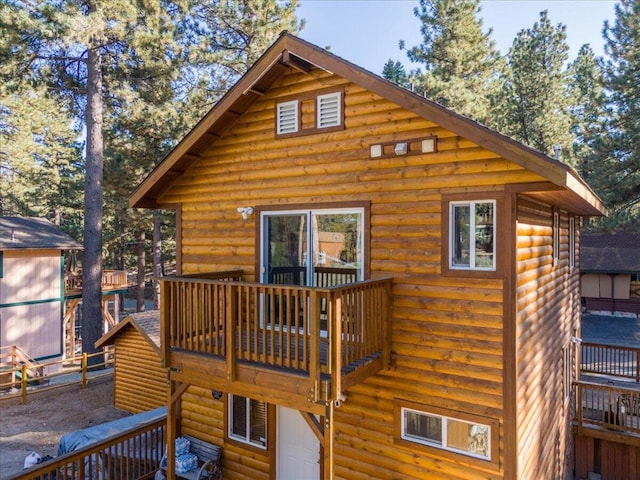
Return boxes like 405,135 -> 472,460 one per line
277,100 -> 298,135
317,92 -> 341,128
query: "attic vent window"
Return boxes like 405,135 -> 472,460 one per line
275,87 -> 344,138
317,92 -> 341,129
277,100 -> 299,135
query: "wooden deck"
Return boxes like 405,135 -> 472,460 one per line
161,273 -> 391,408
64,269 -> 129,297
576,341 -> 640,443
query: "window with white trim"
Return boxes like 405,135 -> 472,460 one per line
317,92 -> 341,128
228,395 -> 267,449
401,407 -> 491,460
276,100 -> 299,135
449,200 -> 496,270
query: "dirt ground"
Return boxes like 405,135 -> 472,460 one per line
0,377 -> 130,478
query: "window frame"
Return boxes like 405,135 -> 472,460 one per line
227,394 -> 268,450
394,399 -> 499,469
441,193 -> 503,278
553,209 -> 560,266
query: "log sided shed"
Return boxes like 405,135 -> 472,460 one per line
96,310 -> 166,413
129,32 -> 606,480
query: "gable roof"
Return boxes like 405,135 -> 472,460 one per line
0,216 -> 82,251
95,310 -> 161,354
129,31 -> 605,217
580,233 -> 640,274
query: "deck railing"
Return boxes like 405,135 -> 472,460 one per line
64,269 -> 129,294
580,342 -> 640,382
576,381 -> 640,435
160,273 -> 391,400
7,416 -> 166,480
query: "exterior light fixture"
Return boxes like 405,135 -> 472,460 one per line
237,207 -> 254,220
370,144 -> 382,158
394,142 -> 408,155
421,137 -> 437,153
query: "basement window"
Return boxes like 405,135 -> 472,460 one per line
228,394 -> 267,449
395,399 -> 499,467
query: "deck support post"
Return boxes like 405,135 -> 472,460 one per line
166,378 -> 188,480
323,401 -> 334,480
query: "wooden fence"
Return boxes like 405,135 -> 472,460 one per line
6,416 -> 166,480
0,349 -> 114,404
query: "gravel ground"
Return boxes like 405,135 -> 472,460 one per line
0,377 -> 130,478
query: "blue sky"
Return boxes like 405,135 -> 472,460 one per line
296,0 -> 618,74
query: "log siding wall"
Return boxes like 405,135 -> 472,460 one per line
515,196 -> 580,480
156,68 -> 570,479
113,328 -> 167,413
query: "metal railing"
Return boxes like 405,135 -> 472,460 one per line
580,342 -> 640,382
6,415 -> 166,480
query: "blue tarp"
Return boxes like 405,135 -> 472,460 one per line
57,407 -> 166,455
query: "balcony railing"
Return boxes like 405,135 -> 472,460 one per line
576,381 -> 640,436
65,270 -> 129,296
581,342 -> 640,382
160,272 -> 391,402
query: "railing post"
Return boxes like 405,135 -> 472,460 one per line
21,364 -> 27,405
332,293 -> 342,402
382,279 -> 391,368
309,290 -> 320,403
225,284 -> 237,382
576,383 -> 583,434
636,349 -> 639,383
82,353 -> 88,388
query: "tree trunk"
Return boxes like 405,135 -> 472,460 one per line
137,230 -> 146,312
152,210 -> 162,309
81,39 -> 104,365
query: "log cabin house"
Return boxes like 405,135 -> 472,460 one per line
129,33 -> 606,480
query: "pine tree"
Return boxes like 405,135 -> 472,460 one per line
497,11 -> 575,164
0,0 -> 187,360
568,45 -> 607,188
382,59 -> 408,87
0,86 -> 83,227
402,0 -> 502,124
596,0 -> 640,231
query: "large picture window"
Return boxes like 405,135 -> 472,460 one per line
228,395 -> 267,449
449,200 -> 496,271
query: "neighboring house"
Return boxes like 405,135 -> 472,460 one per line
95,310 -> 166,413
0,217 -> 81,366
129,33 -> 606,480
580,232 -> 640,316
